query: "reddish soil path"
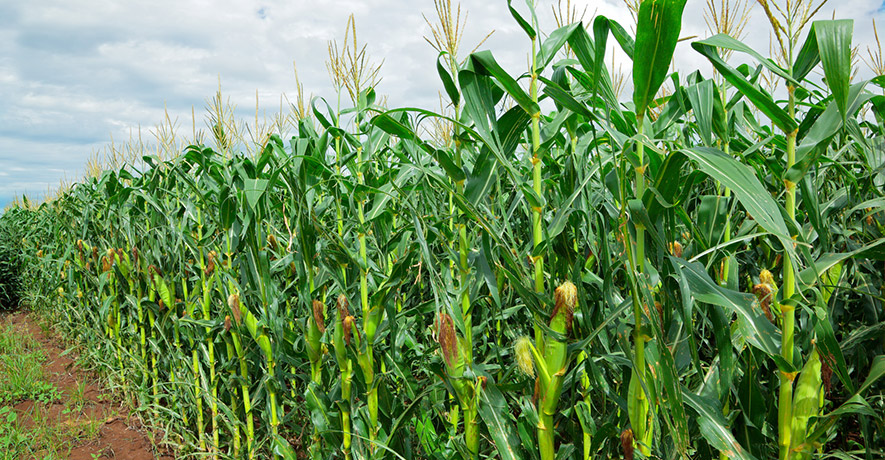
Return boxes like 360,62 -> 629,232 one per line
2,310 -> 174,459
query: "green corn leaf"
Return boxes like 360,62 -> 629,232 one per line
536,22 -> 581,70
632,0 -> 687,118
686,79 -> 715,146
804,394 -> 878,449
460,68 -> 500,145
304,382 -> 332,431
793,25 -> 821,82
575,400 -> 594,434
497,104 -> 532,159
813,302 -> 855,395
672,257 -> 790,371
479,381 -> 523,460
710,303 -> 735,398
814,20 -> 854,120
565,65 -> 627,132
858,355 -> 885,396
243,178 -> 268,212
432,148 -> 467,183
465,147 -> 498,206
645,150 -> 688,221
371,112 -> 416,141
470,51 -> 539,116
798,238 -> 885,287
273,435 -> 299,460
789,81 -> 873,184
506,0 -> 535,39
437,52 -> 460,106
522,183 -> 546,210
310,96 -> 337,129
684,147 -> 795,258
697,194 -> 729,250
711,84 -> 728,140
594,15 -> 634,60
692,43 -> 798,133
367,168 -> 415,221
683,390 -> 759,460
372,112 -> 466,183
540,76 -> 595,120
696,34 -> 798,85
547,163 -> 600,240
646,341 -> 690,454
477,234 -> 501,309
565,25 -> 627,130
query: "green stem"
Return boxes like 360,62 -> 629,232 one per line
780,84 -> 798,460
538,411 -> 555,460
225,339 -> 241,458
232,330 -> 254,460
204,278 -> 219,456
530,33 -> 545,353
578,351 -> 592,460
464,402 -> 479,459
196,212 -> 220,458
630,115 -> 651,456
341,358 -> 353,460
720,97 -> 734,287
171,300 -> 187,430
635,116 -> 647,274
356,165 -> 381,445
537,283 -> 574,460
334,294 -> 353,460
449,393 -> 460,433
111,275 -> 124,377
267,352 -> 279,437
148,285 -> 159,419
531,41 -> 542,293
336,135 -> 347,286
193,348 -> 205,450
136,281 -> 145,381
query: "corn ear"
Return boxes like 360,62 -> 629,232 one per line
538,281 -> 577,460
515,336 -> 535,377
790,349 -> 822,459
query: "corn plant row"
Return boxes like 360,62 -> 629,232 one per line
3,1 -> 885,459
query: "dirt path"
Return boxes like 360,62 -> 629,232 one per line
0,309 -> 174,459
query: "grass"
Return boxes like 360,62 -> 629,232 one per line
0,324 -> 59,405
0,323 -> 103,459
0,403 -> 104,460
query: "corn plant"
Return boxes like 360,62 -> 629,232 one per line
3,1 -> 885,460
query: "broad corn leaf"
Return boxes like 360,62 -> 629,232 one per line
633,0 -> 688,118
814,20 -> 854,120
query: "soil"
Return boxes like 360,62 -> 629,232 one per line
1,309 -> 175,459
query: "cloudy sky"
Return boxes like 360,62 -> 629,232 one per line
1,0 -> 883,209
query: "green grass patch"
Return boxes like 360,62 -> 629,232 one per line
0,404 -> 103,460
0,325 -> 59,404
0,324 -> 101,459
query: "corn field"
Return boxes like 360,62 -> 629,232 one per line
2,0 -> 885,459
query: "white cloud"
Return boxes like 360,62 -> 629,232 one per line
1,0 -> 884,209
